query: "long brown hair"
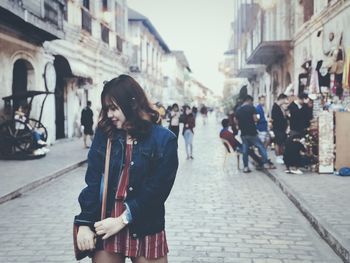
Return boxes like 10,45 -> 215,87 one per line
98,75 -> 159,139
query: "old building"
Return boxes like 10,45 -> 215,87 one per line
225,0 -> 350,114
128,8 -> 170,104
43,0 -> 129,141
163,50 -> 192,106
0,0 -> 65,144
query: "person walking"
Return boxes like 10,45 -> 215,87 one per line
168,103 -> 180,139
74,75 -> 179,263
271,94 -> 289,164
81,100 -> 94,148
235,95 -> 274,173
182,105 -> 195,160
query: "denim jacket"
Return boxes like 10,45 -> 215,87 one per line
74,124 -> 179,238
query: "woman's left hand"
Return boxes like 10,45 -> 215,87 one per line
94,217 -> 126,240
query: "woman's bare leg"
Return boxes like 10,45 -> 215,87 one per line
92,250 -> 125,263
132,255 -> 168,263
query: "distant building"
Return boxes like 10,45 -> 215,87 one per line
128,8 -> 170,103
163,50 -> 192,106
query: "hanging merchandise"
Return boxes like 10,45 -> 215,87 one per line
342,47 -> 350,89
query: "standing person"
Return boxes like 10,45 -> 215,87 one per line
255,95 -> 269,148
235,95 -> 274,173
75,75 -> 179,263
182,105 -> 195,160
168,103 -> 180,139
287,93 -> 308,137
191,106 -> 198,119
81,100 -> 94,148
271,94 -> 289,164
200,104 -> 208,125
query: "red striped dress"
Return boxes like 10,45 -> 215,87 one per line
104,143 -> 168,259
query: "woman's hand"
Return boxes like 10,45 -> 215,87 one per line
94,217 -> 126,240
77,226 -> 96,251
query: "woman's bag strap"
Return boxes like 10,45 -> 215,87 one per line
101,138 -> 112,220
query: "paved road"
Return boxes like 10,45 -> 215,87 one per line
0,115 -> 342,262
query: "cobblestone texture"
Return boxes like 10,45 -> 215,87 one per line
0,116 -> 342,262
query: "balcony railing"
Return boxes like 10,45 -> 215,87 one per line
245,8 -> 292,65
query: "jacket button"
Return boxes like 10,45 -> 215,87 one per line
132,233 -> 137,238
129,186 -> 133,191
130,161 -> 134,166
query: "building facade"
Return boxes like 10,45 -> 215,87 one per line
0,0 -> 65,144
128,8 -> 170,104
162,50 -> 192,106
226,0 -> 350,114
43,0 -> 129,142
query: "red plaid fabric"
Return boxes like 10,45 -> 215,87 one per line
104,143 -> 168,259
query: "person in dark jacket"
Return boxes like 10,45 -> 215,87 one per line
182,105 -> 196,159
75,75 -> 178,262
287,93 -> 309,137
81,100 -> 94,148
271,94 -> 289,164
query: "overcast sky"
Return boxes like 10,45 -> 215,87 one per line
127,0 -> 234,96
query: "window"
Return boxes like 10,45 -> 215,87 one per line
116,35 -> 123,52
83,0 -> 89,9
101,23 -> 109,44
303,0 -> 314,22
115,3 -> 125,37
81,8 -> 92,33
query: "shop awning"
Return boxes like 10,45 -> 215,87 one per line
246,40 -> 292,65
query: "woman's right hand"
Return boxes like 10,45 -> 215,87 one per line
77,226 -> 96,251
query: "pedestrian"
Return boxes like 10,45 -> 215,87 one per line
74,74 -> 179,263
235,95 -> 275,173
287,93 -> 309,137
200,104 -> 208,125
220,118 -> 263,166
191,106 -> 198,119
168,103 -> 180,139
271,94 -> 289,164
182,105 -> 195,160
255,95 -> 270,148
81,100 -> 94,148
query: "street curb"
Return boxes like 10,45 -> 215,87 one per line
263,169 -> 349,263
0,159 -> 87,205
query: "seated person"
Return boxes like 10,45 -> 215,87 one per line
14,106 -> 49,154
283,134 -> 311,174
220,118 -> 263,167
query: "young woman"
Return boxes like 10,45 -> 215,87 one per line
182,105 -> 195,160
74,75 -> 179,263
168,103 -> 180,139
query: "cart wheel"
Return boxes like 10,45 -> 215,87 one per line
28,118 -> 48,141
0,119 -> 33,155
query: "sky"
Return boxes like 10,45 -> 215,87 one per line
127,0 -> 234,96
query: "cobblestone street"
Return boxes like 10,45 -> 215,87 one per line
0,115 -> 342,262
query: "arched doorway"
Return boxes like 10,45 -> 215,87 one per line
12,59 -> 34,110
54,55 -> 72,139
